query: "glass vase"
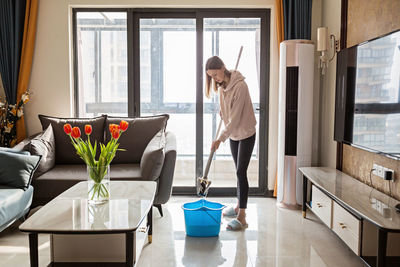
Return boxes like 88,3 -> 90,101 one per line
87,165 -> 110,205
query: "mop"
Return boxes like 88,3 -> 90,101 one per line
197,46 -> 243,197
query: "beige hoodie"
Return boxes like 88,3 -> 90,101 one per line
218,71 -> 257,142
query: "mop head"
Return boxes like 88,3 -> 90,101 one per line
197,177 -> 212,197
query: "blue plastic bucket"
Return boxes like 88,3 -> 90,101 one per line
182,199 -> 226,237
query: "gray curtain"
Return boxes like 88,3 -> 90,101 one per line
283,0 -> 313,40
0,0 -> 27,105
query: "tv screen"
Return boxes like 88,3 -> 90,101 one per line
335,29 -> 400,159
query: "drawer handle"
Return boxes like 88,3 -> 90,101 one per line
339,223 -> 347,229
316,203 -> 322,208
138,227 -> 147,233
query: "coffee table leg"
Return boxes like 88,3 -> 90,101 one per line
29,233 -> 38,267
147,206 -> 153,243
126,232 -> 134,267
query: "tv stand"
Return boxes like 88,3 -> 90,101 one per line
300,167 -> 400,267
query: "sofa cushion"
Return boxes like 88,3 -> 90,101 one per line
110,164 -> 142,180
0,151 -> 41,190
33,165 -> 86,201
32,164 -> 142,201
38,114 -> 107,164
140,131 -> 165,181
105,114 -> 169,164
0,185 -> 33,231
30,125 -> 56,178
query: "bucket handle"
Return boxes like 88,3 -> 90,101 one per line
182,205 -> 226,211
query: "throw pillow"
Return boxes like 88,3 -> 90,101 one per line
12,132 -> 42,151
140,130 -> 166,181
30,125 -> 56,178
38,114 -> 107,164
0,147 -> 30,155
0,151 -> 41,190
106,114 -> 169,164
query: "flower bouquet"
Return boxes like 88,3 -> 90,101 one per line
64,121 -> 129,204
0,91 -> 31,147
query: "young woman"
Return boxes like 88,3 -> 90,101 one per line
205,56 -> 257,231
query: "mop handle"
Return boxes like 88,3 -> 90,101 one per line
234,46 -> 243,71
203,46 -> 243,179
203,120 -> 223,179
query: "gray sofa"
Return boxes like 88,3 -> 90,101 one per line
0,147 -> 40,232
16,114 -> 176,216
0,185 -> 33,232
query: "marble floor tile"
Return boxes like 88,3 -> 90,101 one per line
0,197 -> 364,267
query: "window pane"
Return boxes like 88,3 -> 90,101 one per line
140,31 -> 151,103
164,31 -> 196,103
76,12 -> 127,116
203,18 -> 260,187
140,19 -> 196,187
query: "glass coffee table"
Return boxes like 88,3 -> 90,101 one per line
20,181 -> 156,267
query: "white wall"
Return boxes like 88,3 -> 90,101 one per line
319,0 -> 341,168
311,0 -> 322,166
7,0 -> 334,190
25,0 -> 280,190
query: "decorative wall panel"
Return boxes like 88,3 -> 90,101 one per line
347,0 -> 400,47
343,0 -> 400,200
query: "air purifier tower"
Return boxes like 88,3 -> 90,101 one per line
277,40 -> 314,208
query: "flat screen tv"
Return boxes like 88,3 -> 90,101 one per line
335,29 -> 400,159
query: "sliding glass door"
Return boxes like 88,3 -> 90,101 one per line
203,17 -> 261,188
73,9 -> 269,196
134,11 -> 269,196
139,18 -> 197,186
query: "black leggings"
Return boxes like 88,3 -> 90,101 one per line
229,134 -> 255,209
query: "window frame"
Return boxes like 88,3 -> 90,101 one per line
72,8 -> 270,196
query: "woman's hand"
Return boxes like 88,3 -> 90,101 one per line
211,139 -> 221,151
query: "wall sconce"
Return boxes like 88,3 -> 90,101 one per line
317,27 -> 339,75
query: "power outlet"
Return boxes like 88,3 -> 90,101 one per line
372,163 -> 379,176
377,165 -> 384,178
373,163 -> 383,178
383,167 -> 395,181
372,163 -> 395,181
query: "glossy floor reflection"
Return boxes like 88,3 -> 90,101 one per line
0,197 -> 364,267
136,197 -> 363,267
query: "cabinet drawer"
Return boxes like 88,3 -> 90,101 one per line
332,201 -> 361,255
311,185 -> 332,228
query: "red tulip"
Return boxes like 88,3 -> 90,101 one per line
112,129 -> 120,139
119,120 -> 128,132
85,124 -> 92,135
71,127 -> 81,139
64,124 -> 72,135
109,124 -> 119,134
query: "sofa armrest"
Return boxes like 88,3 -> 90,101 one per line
154,131 -> 177,204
